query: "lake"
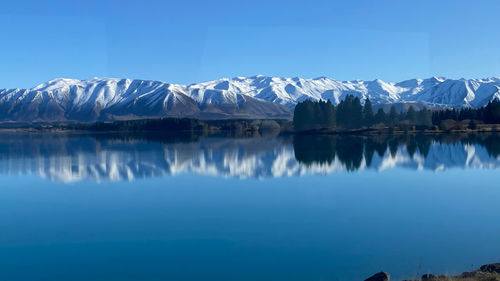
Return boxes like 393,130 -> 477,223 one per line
0,132 -> 499,281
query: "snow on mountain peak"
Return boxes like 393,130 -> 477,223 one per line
432,76 -> 446,83
31,78 -> 82,91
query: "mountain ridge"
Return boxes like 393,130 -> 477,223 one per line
1,76 -> 500,122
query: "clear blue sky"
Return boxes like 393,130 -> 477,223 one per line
1,0 -> 499,89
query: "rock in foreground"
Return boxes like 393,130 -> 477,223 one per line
480,263 -> 500,273
365,272 -> 390,281
365,263 -> 500,281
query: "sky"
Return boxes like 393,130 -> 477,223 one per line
1,0 -> 499,89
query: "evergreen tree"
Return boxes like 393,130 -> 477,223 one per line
352,96 -> 363,128
325,100 -> 336,128
417,108 -> 433,127
389,105 -> 399,126
319,100 -> 336,128
363,98 -> 375,126
485,99 -> 500,124
293,100 -> 315,131
336,95 -> 363,129
374,108 -> 387,124
469,119 -> 477,130
293,101 -> 304,131
293,100 -> 336,131
406,106 -> 417,123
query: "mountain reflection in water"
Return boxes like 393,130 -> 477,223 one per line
0,133 -> 499,182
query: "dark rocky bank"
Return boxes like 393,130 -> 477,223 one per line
365,263 -> 500,281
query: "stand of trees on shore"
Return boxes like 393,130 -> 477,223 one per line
58,118 -> 292,137
293,95 -> 500,132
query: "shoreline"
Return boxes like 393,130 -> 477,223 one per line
292,123 -> 500,136
2,127 -> 499,137
365,263 -> 500,281
1,118 -> 500,136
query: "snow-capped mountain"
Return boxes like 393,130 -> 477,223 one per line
1,76 -> 500,122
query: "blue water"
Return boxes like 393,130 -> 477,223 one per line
0,133 -> 499,281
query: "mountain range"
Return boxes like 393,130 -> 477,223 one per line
1,76 -> 500,121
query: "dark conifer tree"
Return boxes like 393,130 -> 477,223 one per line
469,119 -> 477,130
363,98 -> 375,127
336,98 -> 348,128
417,108 -> 433,127
374,108 -> 387,125
293,99 -> 336,131
389,106 -> 399,126
485,99 -> 500,124
406,106 -> 417,123
293,100 -> 315,131
352,97 -> 363,128
336,95 -> 363,129
324,100 -> 336,128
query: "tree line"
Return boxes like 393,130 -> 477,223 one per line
61,117 -> 290,136
293,95 -> 500,131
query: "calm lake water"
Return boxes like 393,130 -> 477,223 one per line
0,132 -> 499,281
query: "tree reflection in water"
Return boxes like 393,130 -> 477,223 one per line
0,132 -> 499,182
293,133 -> 500,171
